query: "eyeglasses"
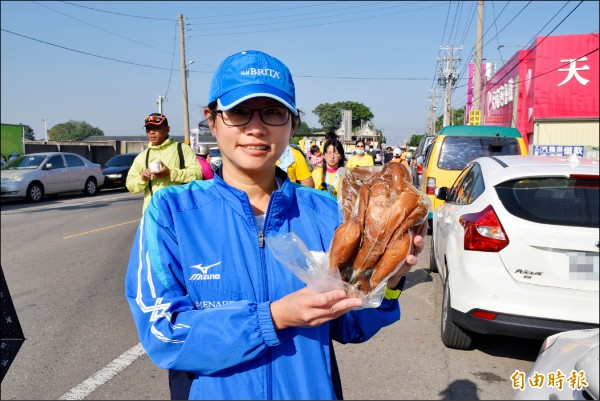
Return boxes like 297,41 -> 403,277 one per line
145,114 -> 167,125
325,151 -> 341,157
216,106 -> 291,127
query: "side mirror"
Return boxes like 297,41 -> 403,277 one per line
43,163 -> 53,170
435,187 -> 448,201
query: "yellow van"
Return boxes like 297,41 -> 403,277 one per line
419,125 -> 528,226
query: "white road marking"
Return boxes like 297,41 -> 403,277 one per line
58,343 -> 145,400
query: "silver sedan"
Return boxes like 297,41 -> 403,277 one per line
1,151 -> 105,202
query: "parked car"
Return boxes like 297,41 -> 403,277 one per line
101,152 -> 138,189
373,149 -> 383,165
412,135 -> 436,186
514,328 -> 599,400
420,125 -> 528,231
1,152 -> 105,202
431,154 -> 599,350
209,146 -> 222,171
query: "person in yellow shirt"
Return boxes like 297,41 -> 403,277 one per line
277,144 -> 314,187
312,138 -> 345,198
126,113 -> 202,212
346,139 -> 374,168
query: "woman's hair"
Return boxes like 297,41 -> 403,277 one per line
355,139 -> 366,147
206,101 -> 302,135
319,138 -> 346,191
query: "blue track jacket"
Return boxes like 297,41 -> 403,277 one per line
125,168 -> 401,400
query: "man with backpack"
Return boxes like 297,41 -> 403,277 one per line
126,113 -> 202,212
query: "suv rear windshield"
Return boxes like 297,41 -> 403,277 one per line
495,177 -> 599,228
438,136 -> 521,170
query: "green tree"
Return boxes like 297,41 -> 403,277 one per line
408,134 -> 424,147
21,124 -> 35,140
295,121 -> 311,137
435,107 -> 466,132
49,120 -> 104,141
312,101 -> 374,133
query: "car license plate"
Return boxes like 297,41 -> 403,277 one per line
568,251 -> 599,281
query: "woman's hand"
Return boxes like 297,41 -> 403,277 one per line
270,287 -> 362,330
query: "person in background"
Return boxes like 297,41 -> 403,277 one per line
346,139 -> 374,168
124,49 -> 426,400
196,144 -> 214,180
390,147 -> 403,163
8,151 -> 18,161
400,147 -> 408,164
312,138 -> 345,198
125,113 -> 202,212
277,143 -> 315,187
383,146 -> 394,164
309,144 -> 323,170
400,147 -> 410,168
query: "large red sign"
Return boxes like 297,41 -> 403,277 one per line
482,33 -> 599,145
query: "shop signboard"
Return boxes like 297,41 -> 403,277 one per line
532,144 -> 585,157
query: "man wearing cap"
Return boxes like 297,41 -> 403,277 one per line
126,113 -> 202,212
196,144 -> 214,180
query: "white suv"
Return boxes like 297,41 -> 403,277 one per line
431,155 -> 599,349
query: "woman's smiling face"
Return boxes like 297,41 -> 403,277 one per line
205,97 -> 293,177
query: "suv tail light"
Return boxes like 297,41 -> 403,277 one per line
426,177 -> 436,195
417,165 -> 423,174
460,205 -> 509,252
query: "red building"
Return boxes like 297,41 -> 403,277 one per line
481,33 -> 599,157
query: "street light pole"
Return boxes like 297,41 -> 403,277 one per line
42,119 -> 49,142
156,95 -> 166,114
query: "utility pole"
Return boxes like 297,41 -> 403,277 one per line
428,87 -> 438,134
42,118 -> 49,142
473,0 -> 484,114
156,95 -> 166,114
178,14 -> 190,145
438,46 -> 461,127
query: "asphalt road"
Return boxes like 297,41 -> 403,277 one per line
0,189 -> 540,400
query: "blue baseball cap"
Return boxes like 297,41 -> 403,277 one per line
208,50 -> 298,116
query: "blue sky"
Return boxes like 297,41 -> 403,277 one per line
1,1 -> 598,146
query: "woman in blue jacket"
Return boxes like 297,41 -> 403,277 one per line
125,50 -> 425,400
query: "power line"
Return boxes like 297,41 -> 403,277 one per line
1,28 -> 181,71
452,1 -> 587,108
60,1 -> 174,21
33,1 -> 174,55
187,2 -> 446,37
454,0 -> 525,94
1,28 -> 431,81
429,0 -> 453,90
186,1 -> 342,19
186,1 -> 391,26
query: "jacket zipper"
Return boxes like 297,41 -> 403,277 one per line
258,230 -> 265,248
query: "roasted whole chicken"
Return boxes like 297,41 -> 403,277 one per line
329,162 -> 428,295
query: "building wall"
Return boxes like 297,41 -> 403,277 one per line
1,124 -> 24,158
482,33 -> 599,152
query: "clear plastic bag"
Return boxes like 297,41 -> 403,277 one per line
267,163 -> 429,309
266,232 -> 395,308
